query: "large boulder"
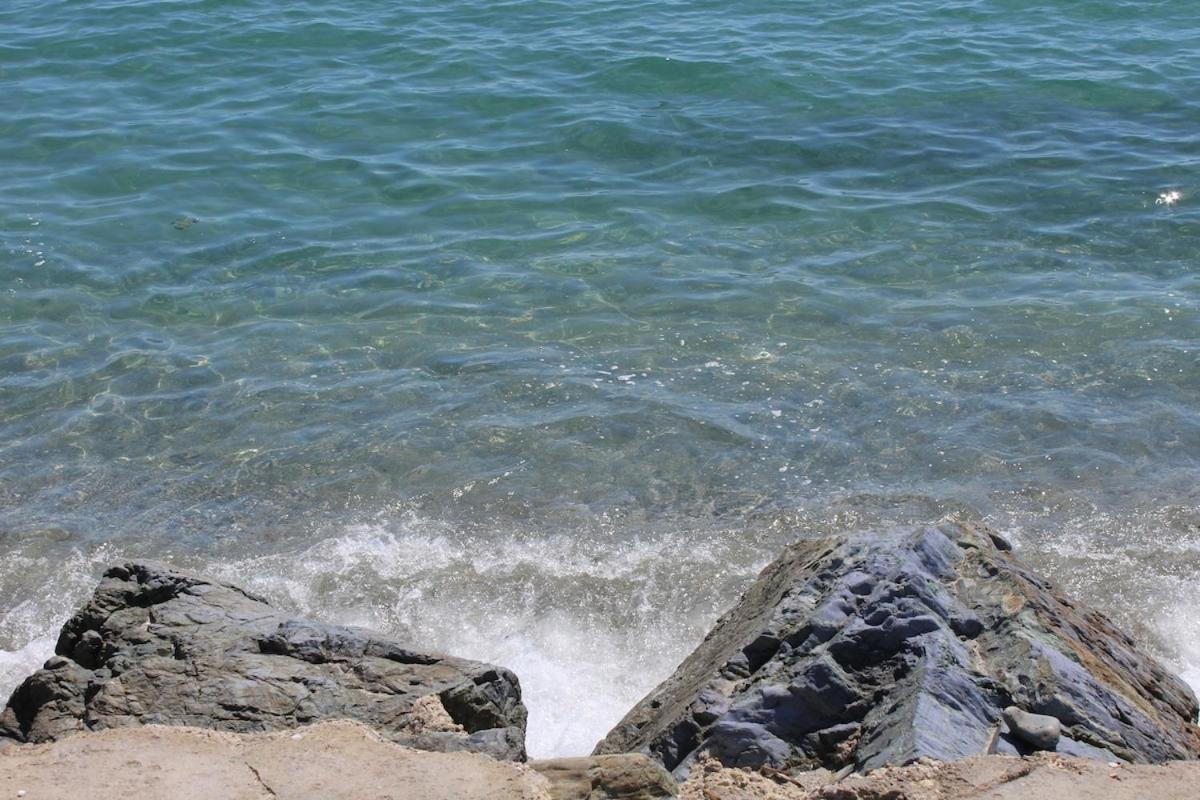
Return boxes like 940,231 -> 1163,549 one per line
594,523 -> 1200,777
0,562 -> 528,760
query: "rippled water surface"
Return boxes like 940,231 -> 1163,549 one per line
2,0 -> 1199,755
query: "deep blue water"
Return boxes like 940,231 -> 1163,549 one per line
2,0 -> 1198,755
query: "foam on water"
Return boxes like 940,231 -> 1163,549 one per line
1150,591 -> 1200,692
2,1 -> 1199,752
2,499 -> 1198,757
206,514 -> 760,757
0,542 -> 118,698
0,511 -> 771,757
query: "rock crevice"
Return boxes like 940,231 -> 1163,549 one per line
594,523 -> 1200,776
5,524 -> 1199,786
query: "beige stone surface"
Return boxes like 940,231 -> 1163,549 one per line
531,753 -> 676,799
3,723 -> 1199,800
678,753 -> 1200,800
0,720 -> 550,800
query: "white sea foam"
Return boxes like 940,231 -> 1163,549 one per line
997,498 -> 1200,704
2,505 -> 1199,757
204,509 -> 1200,755
0,544 -> 118,698
0,634 -> 55,699
206,512 -> 761,757
1151,593 -> 1200,695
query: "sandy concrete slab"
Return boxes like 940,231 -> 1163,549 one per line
3,722 -> 1199,800
0,721 -> 550,800
679,753 -> 1200,800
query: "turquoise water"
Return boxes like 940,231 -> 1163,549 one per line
2,0 -> 1199,755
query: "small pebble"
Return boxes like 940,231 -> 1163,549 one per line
18,791 -> 27,797
290,733 -> 302,740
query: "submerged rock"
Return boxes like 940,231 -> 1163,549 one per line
0,562 -> 528,760
594,523 -> 1200,777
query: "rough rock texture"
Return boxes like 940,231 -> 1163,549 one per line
532,754 -> 677,799
0,562 -> 527,759
595,523 -> 1200,777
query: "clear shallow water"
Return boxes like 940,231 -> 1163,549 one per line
2,0 -> 1199,756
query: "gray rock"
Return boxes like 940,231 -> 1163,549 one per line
594,523 -> 1200,777
1055,734 -> 1120,762
1003,705 -> 1061,751
0,562 -> 528,760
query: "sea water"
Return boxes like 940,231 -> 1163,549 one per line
1,0 -> 1198,756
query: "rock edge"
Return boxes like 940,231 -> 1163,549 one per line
595,523 -> 1200,776
0,561 -> 528,760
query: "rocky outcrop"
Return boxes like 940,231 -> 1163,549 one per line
0,562 -> 528,760
594,523 -> 1200,777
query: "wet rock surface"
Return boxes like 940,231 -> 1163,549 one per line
594,523 -> 1200,777
0,562 -> 527,760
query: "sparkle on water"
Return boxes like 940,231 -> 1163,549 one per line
1,0 -> 1199,755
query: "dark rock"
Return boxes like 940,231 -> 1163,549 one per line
987,531 -> 1013,551
0,562 -> 527,760
594,523 -> 1200,777
1002,705 -> 1061,751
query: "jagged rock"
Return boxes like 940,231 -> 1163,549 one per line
531,754 -> 677,799
0,562 -> 528,760
1002,706 -> 1060,751
594,523 -> 1200,777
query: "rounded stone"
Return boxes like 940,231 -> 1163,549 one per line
1003,706 -> 1062,751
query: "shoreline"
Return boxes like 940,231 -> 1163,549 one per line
4,721 -> 1200,800
4,495 -> 1197,760
2,523 -> 1197,798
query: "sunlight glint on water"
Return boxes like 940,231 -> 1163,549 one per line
1,0 -> 1199,755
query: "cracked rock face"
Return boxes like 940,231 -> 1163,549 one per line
0,562 -> 528,760
594,523 -> 1200,777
